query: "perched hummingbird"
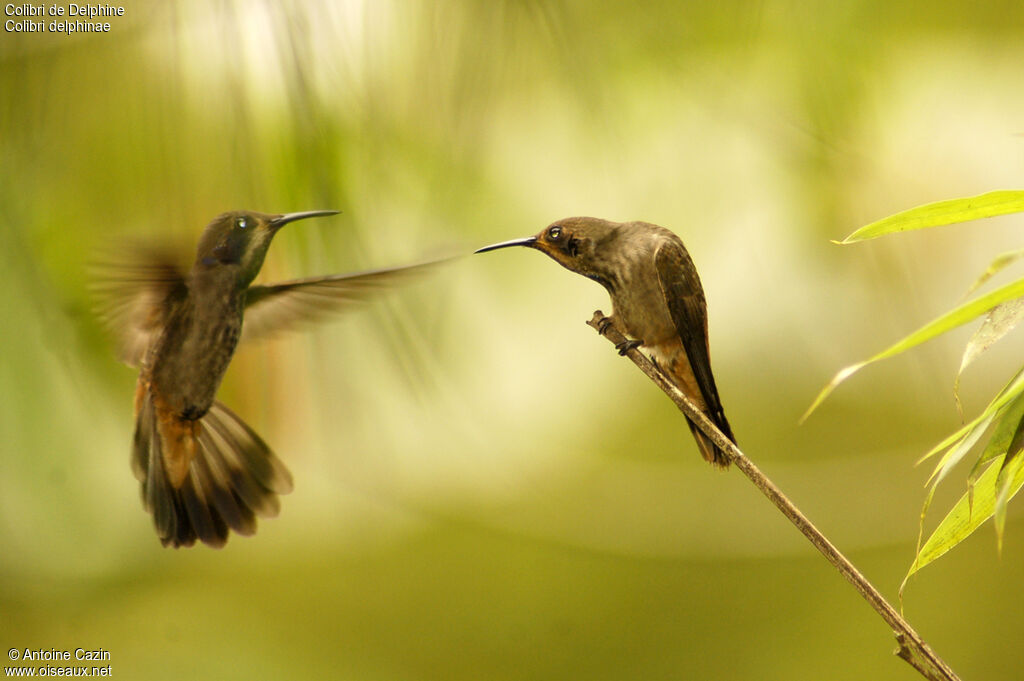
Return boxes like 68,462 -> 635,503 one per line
476,217 -> 735,467
95,210 -> 441,548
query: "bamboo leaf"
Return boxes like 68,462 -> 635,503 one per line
965,248 -> 1024,297
905,453 -> 1024,580
926,371 -> 1024,522
928,369 -> 1024,469
994,416 -> 1024,549
841,190 -> 1024,243
925,413 -> 993,487
919,414 -> 988,467
803,276 -> 1024,422
969,389 -> 1024,486
904,386 -> 1024,584
958,298 -> 1024,377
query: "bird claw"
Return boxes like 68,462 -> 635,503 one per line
615,339 -> 642,356
594,314 -> 641,354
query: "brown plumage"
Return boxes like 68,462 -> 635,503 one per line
94,210 -> 444,547
476,217 -> 735,467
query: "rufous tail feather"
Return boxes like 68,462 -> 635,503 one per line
132,395 -> 292,548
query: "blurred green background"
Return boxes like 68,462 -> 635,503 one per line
3,1 -> 1024,679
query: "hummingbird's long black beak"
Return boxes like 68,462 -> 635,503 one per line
270,210 -> 340,229
474,236 -> 537,253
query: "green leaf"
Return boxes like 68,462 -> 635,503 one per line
994,416 -> 1024,548
841,190 -> 1024,243
802,275 -> 1024,422
968,386 -> 1024,486
955,256 -> 1024,411
925,411 -> 994,487
959,370 -> 1024,517
905,452 -> 1024,581
925,368 -> 1024,469
903,384 -> 1024,587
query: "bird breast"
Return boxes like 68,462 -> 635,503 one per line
150,291 -> 244,420
603,236 -> 677,346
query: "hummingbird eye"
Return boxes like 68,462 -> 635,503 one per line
236,217 -> 248,229
547,225 -> 562,240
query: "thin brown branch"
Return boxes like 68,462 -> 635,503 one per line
586,310 -> 961,681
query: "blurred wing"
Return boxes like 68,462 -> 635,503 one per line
91,244 -> 189,367
241,258 -> 450,343
653,239 -> 730,432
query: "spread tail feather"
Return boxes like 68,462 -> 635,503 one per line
133,396 -> 293,548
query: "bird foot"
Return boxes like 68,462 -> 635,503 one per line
615,339 -> 643,356
596,315 -> 614,335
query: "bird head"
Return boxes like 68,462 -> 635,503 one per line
194,210 -> 339,285
475,216 -> 619,286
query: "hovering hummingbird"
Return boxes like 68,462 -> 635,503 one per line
95,210 -> 441,548
476,217 -> 735,467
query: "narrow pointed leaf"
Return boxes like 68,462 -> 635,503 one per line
969,390 -> 1024,485
906,454 -> 1024,579
906,383 -> 1024,584
926,414 -> 993,487
800,362 -> 865,423
965,248 -> 1024,297
841,190 -> 1024,243
925,369 -> 1024,469
919,417 -> 984,466
804,276 -> 1024,421
994,417 -> 1024,548
958,298 -> 1024,377
902,482 -> 940,600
